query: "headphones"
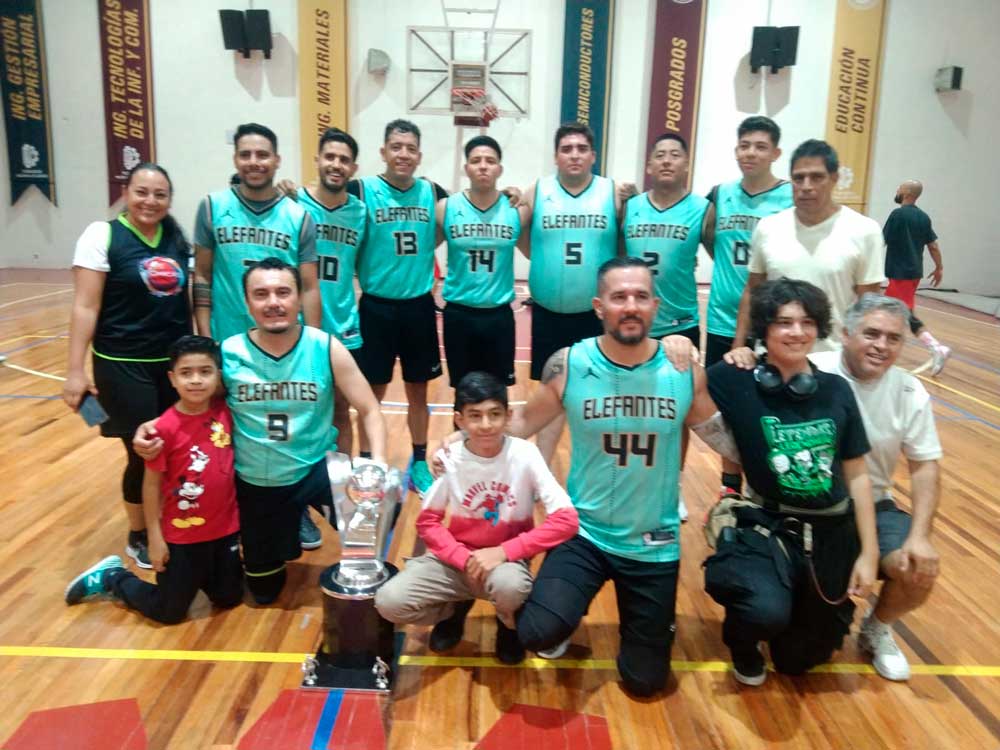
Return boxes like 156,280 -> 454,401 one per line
753,356 -> 819,401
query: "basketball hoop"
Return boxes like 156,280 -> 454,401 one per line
451,87 -> 499,127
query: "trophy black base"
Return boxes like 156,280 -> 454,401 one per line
301,561 -> 401,692
301,631 -> 404,692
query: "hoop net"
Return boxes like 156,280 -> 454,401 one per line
451,87 -> 499,127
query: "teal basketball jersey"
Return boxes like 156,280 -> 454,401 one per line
442,192 -> 520,307
706,180 -> 792,337
298,188 -> 366,350
623,192 -> 709,336
356,176 -> 437,299
563,337 -> 693,562
222,326 -> 336,487
528,175 -> 618,313
208,188 -> 309,342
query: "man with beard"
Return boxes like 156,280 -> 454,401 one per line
508,256 -> 720,696
297,128 -> 367,455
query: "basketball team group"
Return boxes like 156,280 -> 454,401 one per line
62,113 -> 947,695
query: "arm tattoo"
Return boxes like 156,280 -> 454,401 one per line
193,282 -> 212,309
541,349 -> 567,384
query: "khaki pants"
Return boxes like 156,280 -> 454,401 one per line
374,553 -> 533,628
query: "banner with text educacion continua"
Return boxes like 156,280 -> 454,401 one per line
98,0 -> 155,206
0,0 -> 56,205
298,0 -> 348,183
560,0 -> 615,174
643,0 -> 707,191
824,0 -> 886,214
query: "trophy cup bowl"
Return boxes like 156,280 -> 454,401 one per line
303,453 -> 403,692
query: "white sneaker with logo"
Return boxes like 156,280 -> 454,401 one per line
859,613 -> 911,681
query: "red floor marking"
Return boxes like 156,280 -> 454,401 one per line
325,692 -> 385,749
3,698 -> 146,750
237,689 -> 328,750
475,703 -> 612,750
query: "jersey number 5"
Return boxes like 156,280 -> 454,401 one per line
603,433 -> 657,467
564,242 -> 583,265
267,413 -> 289,441
393,231 -> 418,256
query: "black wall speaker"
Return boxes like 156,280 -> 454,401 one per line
750,26 -> 799,74
219,10 -> 247,57
245,10 -> 273,60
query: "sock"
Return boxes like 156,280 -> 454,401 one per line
918,330 -> 940,348
721,472 -> 743,493
128,529 -> 147,545
359,450 -> 372,460
412,444 -> 427,462
865,611 -> 890,632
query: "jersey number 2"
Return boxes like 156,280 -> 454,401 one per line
603,433 -> 657,467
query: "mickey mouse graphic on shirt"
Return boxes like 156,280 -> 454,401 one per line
172,445 -> 209,529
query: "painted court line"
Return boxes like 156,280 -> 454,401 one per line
0,288 -> 72,311
2,645 -> 998,676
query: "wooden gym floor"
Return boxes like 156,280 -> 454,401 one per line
0,268 -> 998,749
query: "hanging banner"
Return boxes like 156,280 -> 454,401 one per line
643,0 -> 708,190
298,0 -> 348,182
98,0 -> 155,206
559,0 -> 614,173
0,0 -> 56,204
824,0 -> 885,214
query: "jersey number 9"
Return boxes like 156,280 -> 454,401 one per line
267,413 -> 289,441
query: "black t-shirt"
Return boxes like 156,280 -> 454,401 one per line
882,204 -> 937,279
95,217 -> 192,359
707,361 -> 870,510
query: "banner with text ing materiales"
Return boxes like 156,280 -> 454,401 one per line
298,0 -> 348,182
824,0 -> 886,213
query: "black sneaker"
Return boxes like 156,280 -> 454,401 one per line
126,530 -> 153,570
429,599 -> 475,652
299,508 -> 323,550
495,618 -> 526,665
732,644 -> 767,686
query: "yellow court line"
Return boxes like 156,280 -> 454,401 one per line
918,374 -> 1000,415
3,645 -> 1000,677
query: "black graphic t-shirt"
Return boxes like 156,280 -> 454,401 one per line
707,361 -> 870,510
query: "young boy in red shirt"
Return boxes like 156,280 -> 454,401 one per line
65,336 -> 242,623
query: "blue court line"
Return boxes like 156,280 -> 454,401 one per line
311,689 -> 343,750
931,395 -> 1000,432
0,394 -> 60,400
0,332 -> 67,357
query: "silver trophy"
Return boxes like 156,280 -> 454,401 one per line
302,453 -> 403,692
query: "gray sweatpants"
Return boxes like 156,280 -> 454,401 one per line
374,553 -> 533,628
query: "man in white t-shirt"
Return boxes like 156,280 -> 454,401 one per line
811,293 -> 942,681
729,139 -> 884,360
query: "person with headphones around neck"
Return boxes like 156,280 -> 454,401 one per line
703,277 -> 879,686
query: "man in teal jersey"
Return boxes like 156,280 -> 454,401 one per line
135,258 -> 387,605
297,127 -> 367,456
437,135 -> 527,387
623,132 -> 711,521
703,116 -> 792,367
519,122 -> 629,463
193,122 -> 325,549
192,123 -> 321,343
508,257 -> 720,696
702,116 -> 792,501
348,120 -> 450,493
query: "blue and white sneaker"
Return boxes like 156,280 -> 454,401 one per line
299,508 -> 323,550
65,555 -> 126,605
407,458 -> 434,497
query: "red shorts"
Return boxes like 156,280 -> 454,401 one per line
885,278 -> 919,309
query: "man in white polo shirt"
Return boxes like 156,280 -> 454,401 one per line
811,293 -> 942,681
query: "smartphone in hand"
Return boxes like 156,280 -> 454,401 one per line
78,393 -> 109,427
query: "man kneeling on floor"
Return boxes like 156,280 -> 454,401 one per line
375,371 -> 579,664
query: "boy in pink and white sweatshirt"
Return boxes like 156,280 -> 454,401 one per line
375,372 -> 578,664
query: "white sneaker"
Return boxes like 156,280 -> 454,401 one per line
859,615 -> 911,681
930,345 -> 951,376
536,637 -> 570,659
678,491 -> 689,523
